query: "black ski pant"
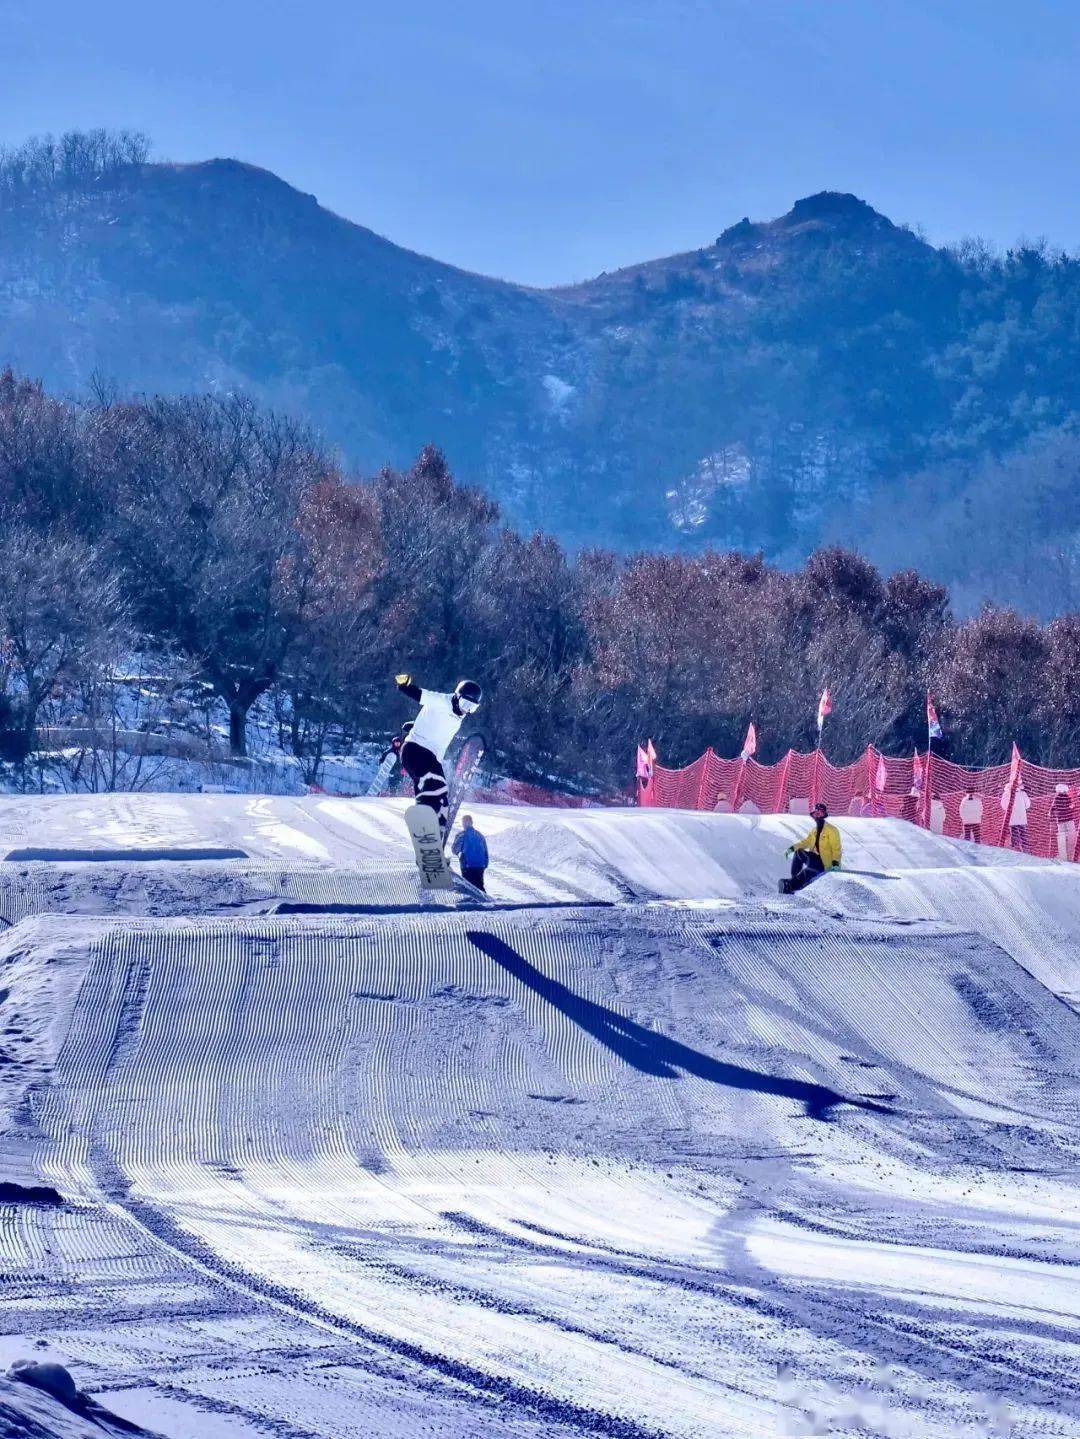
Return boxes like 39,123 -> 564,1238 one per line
789,850 -> 826,892
461,865 -> 486,892
400,740 -> 449,833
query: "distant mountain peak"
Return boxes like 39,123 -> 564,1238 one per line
785,191 -> 886,226
717,191 -> 907,251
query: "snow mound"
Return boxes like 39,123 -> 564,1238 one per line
0,1367 -> 161,1437
1,797 -> 1078,1438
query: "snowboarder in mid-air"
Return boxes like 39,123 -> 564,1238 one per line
781,802 -> 842,893
395,673 -> 482,890
396,669 -> 481,819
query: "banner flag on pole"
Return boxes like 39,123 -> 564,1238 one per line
816,687 -> 831,734
740,723 -> 757,761
926,692 -> 943,741
636,745 -> 652,782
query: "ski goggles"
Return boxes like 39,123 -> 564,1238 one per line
457,697 -> 480,714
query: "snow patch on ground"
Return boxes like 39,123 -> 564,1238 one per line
0,799 -> 1077,1437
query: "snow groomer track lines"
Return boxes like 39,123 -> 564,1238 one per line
1,796 -> 1080,1437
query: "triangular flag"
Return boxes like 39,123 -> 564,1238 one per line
816,687 -> 831,732
741,723 -> 757,761
636,745 -> 652,781
875,754 -> 887,792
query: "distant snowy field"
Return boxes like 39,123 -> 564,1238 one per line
0,799 -> 1078,1438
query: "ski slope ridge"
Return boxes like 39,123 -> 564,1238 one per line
0,797 -> 1078,1439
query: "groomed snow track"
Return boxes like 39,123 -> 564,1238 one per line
1,798 -> 1079,1438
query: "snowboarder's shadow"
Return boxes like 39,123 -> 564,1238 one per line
467,931 -> 883,1121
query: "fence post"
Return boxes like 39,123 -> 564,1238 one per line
731,755 -> 747,813
920,749 -> 933,829
776,749 -> 794,815
696,747 -> 714,811
999,742 -> 1022,850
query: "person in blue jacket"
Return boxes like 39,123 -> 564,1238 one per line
452,814 -> 489,891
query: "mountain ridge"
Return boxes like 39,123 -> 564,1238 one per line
2,140 -> 1079,599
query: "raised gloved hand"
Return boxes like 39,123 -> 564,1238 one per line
395,673 -> 411,687
784,845 -> 794,858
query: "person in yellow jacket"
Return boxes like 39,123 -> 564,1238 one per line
782,802 -> 842,893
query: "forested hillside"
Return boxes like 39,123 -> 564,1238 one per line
3,132 -> 1080,610
1,371 -> 1078,789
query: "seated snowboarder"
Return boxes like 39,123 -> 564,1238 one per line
783,802 -> 842,892
395,673 -> 482,838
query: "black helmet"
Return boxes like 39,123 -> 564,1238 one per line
455,679 -> 482,712
812,801 -> 828,817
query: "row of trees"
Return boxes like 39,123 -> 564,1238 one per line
1,369 -> 1078,791
0,130 -> 150,197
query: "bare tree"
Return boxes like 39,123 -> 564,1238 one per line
108,395 -> 336,755
48,645 -> 197,794
275,476 -> 384,782
0,526 -> 128,782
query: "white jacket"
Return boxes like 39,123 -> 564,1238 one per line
959,795 -> 983,824
1002,789 -> 1031,825
401,689 -> 464,762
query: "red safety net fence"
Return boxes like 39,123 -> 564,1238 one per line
639,744 -> 1080,863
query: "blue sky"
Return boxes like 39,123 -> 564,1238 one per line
2,0 -> 1079,285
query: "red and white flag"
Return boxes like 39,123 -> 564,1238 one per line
816,687 -> 832,733
740,723 -> 757,761
875,754 -> 888,792
926,692 -> 943,740
635,745 -> 652,782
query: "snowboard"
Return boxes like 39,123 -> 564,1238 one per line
366,746 -> 400,797
405,804 -> 453,890
444,733 -> 487,835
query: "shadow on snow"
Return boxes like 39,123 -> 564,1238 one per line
467,930 -> 887,1121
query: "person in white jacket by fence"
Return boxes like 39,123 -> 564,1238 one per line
1002,780 -> 1031,851
1051,784 -> 1077,862
959,789 -> 983,843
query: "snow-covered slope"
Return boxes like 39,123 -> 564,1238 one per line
1,799 -> 1078,1438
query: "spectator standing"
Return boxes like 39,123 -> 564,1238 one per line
1051,783 -> 1076,862
848,792 -> 867,817
1002,779 -> 1031,852
713,790 -> 733,814
959,789 -> 983,843
451,814 -> 489,892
